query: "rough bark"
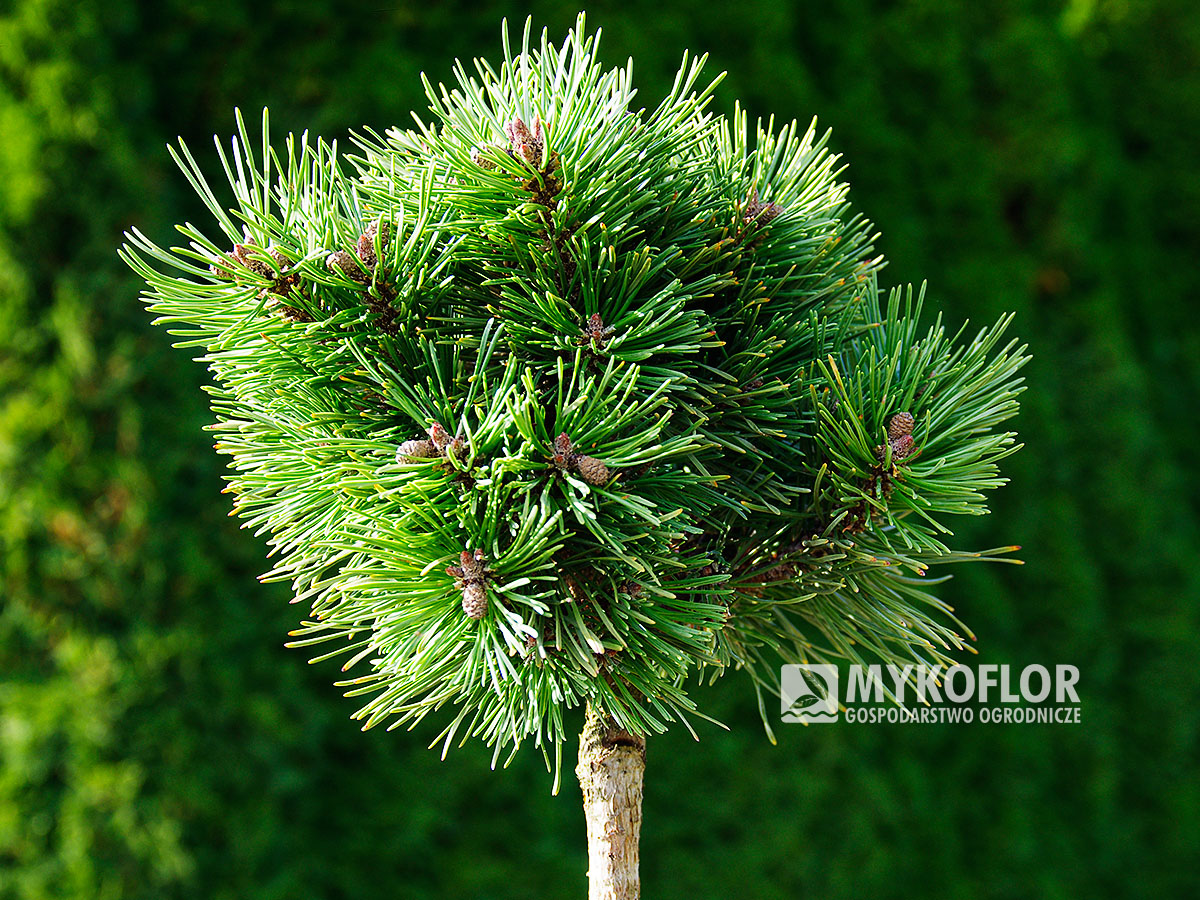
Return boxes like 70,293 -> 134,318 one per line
576,702 -> 646,900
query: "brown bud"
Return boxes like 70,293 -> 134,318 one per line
504,116 -> 545,167
356,238 -> 377,271
743,188 -> 785,228
470,146 -> 498,170
356,219 -> 391,270
429,423 -> 452,452
210,252 -> 238,280
326,250 -> 369,284
263,247 -> 300,300
396,439 -> 437,461
888,411 -> 915,441
755,203 -> 783,227
552,432 -> 573,469
460,548 -> 486,579
578,312 -> 615,351
890,434 -> 917,460
574,454 -> 610,486
461,582 -> 488,619
233,242 -> 274,278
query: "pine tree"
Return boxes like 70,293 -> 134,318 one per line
121,14 -> 1027,898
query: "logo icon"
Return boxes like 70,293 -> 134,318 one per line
781,664 -> 839,723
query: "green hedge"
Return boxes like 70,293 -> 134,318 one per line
1,1 -> 1196,897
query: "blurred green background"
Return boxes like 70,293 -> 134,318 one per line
1,0 -> 1197,897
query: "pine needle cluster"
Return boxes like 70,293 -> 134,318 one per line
122,14 -> 1027,781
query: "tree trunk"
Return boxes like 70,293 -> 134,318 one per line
576,702 -> 645,900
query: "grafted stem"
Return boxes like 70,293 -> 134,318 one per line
576,702 -> 645,900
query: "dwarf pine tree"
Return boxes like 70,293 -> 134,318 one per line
122,15 -> 1027,899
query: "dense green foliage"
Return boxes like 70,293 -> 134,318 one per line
2,1 -> 1196,898
122,17 -> 1027,777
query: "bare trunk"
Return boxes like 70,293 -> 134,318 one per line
576,702 -> 645,900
